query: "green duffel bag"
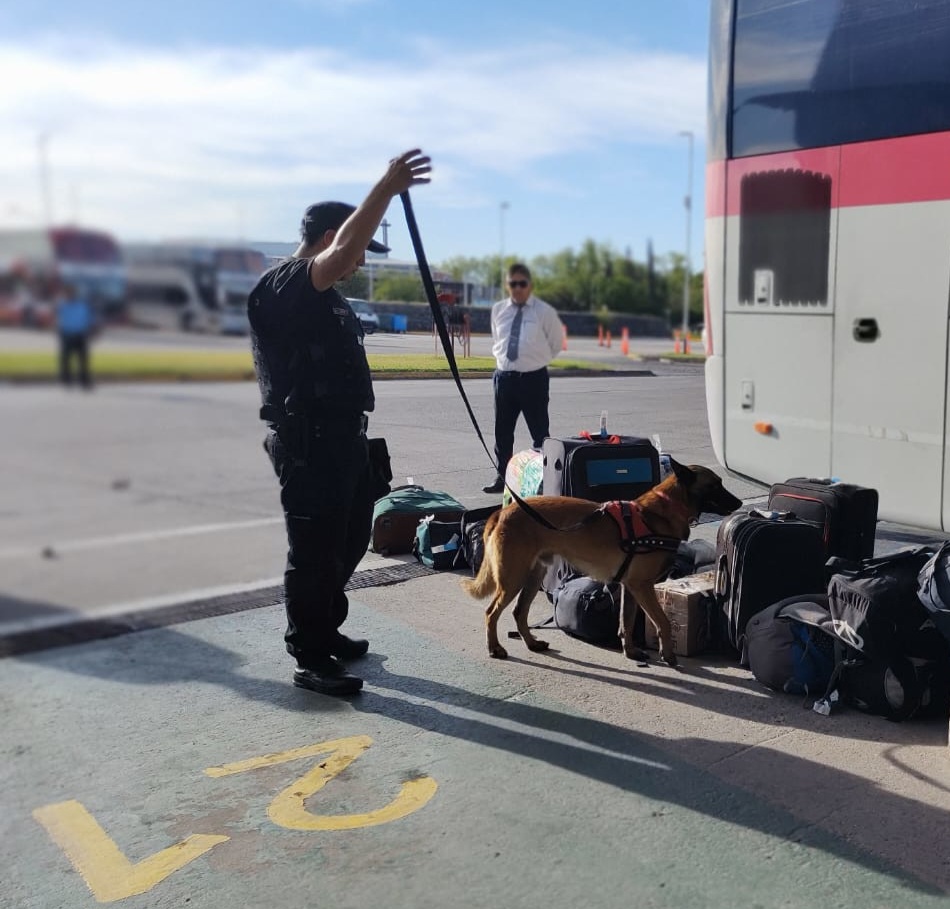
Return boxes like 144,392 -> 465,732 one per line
370,485 -> 465,556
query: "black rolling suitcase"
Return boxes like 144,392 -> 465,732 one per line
541,435 -> 660,503
715,510 -> 827,662
767,477 -> 878,561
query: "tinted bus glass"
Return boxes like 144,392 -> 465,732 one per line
731,0 -> 950,157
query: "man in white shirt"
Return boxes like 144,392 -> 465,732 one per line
483,263 -> 565,494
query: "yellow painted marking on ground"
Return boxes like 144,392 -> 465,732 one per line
32,800 -> 229,903
206,735 -> 438,830
268,766 -> 438,831
204,735 -> 373,777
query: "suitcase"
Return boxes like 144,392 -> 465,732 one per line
541,435 -> 660,503
767,477 -> 878,561
370,485 -> 465,555
715,509 -> 827,662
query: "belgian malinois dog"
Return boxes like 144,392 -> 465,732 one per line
462,461 -> 742,665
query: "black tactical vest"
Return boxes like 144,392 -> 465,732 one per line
248,258 -> 374,421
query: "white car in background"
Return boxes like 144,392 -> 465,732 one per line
346,298 -> 380,334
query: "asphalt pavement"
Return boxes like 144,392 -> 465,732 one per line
3,328 -> 950,909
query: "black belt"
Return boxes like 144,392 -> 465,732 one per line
310,413 -> 368,436
264,412 -> 368,437
495,367 -> 547,378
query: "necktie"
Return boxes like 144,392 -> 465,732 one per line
506,305 -> 524,362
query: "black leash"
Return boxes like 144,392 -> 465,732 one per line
399,191 -> 563,532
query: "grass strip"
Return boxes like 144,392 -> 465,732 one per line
0,349 -> 616,382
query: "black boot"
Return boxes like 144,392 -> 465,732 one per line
293,655 -> 363,695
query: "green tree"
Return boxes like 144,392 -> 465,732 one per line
663,253 -> 704,326
374,271 -> 424,303
431,244 -> 703,319
338,270 -> 368,299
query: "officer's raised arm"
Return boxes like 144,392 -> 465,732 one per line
306,150 -> 432,291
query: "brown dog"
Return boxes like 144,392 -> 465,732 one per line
462,460 -> 742,665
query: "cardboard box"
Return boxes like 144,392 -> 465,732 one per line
643,570 -> 717,656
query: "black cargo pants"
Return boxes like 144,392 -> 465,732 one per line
264,420 -> 373,666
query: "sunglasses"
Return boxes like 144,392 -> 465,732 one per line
507,280 -> 529,288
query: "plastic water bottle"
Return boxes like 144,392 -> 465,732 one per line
653,433 -> 672,479
600,410 -> 608,438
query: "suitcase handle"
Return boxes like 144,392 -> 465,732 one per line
715,553 -> 729,599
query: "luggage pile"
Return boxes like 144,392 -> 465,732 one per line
717,477 -> 950,722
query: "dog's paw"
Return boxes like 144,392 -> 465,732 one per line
623,647 -> 649,662
526,639 -> 549,653
661,650 -> 678,668
620,641 -> 650,663
489,646 -> 509,659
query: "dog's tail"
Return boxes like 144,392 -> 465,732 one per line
460,510 -> 501,600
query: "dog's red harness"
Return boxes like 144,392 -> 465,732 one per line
598,496 -> 686,584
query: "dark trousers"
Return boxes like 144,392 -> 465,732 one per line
265,427 -> 373,666
492,367 -> 550,478
58,332 -> 92,388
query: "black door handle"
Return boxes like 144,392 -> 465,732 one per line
853,318 -> 879,342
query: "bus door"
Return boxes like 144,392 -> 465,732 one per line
722,150 -> 840,485
831,137 -> 950,530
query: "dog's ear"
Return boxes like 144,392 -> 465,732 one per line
668,458 -> 695,486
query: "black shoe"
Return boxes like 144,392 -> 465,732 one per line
329,632 -> 370,661
482,478 -> 505,494
293,656 -> 363,695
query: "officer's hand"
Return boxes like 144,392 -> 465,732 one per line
383,150 -> 432,195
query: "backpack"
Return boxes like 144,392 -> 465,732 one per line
411,515 -> 464,570
458,505 -> 502,577
823,548 -> 950,721
916,541 -> 950,643
744,596 -> 838,698
826,547 -> 945,666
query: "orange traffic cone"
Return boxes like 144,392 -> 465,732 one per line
620,326 -> 629,356
597,324 -> 604,347
562,325 -> 568,351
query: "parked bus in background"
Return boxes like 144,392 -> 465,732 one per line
123,242 -> 265,334
0,226 -> 125,328
705,0 -> 950,530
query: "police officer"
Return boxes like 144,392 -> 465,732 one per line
249,149 -> 432,695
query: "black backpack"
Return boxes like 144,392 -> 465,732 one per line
824,547 -> 950,721
458,505 -> 501,576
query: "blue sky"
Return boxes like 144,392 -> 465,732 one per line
0,0 -> 710,269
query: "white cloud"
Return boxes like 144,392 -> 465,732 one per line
0,36 -> 705,244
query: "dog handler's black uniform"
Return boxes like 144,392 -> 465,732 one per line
249,258 -> 374,670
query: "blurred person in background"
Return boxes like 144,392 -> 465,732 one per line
56,282 -> 96,390
249,149 -> 432,696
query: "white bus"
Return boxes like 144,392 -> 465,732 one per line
0,226 -> 126,326
124,243 -> 265,334
704,0 -> 950,530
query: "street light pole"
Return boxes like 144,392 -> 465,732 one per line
678,130 -> 694,342
499,201 -> 509,297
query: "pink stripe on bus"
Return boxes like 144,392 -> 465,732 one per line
707,132 -> 950,217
